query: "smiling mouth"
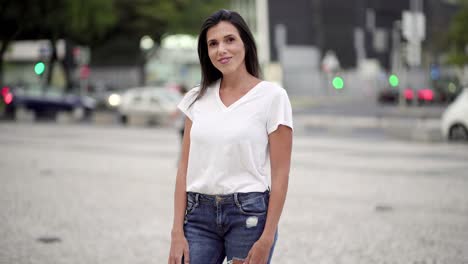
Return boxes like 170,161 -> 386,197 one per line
218,57 -> 231,64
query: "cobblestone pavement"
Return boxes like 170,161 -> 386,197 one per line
1,122 -> 467,264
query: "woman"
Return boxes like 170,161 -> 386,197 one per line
168,9 -> 293,264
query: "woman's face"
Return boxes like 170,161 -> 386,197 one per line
206,21 -> 246,76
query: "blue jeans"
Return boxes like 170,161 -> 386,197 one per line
183,191 -> 277,264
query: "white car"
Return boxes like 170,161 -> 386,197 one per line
441,88 -> 468,141
118,87 -> 182,126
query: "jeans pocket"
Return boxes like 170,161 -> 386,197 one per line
186,194 -> 198,215
237,195 -> 267,216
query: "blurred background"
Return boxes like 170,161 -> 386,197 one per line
1,0 -> 468,263
1,0 -> 468,139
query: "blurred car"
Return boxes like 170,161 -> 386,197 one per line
377,88 -> 413,105
377,88 -> 398,104
417,88 -> 434,105
433,77 -> 462,103
378,87 -> 451,106
88,82 -> 122,111
441,88 -> 468,141
118,87 -> 182,126
1,84 -> 96,121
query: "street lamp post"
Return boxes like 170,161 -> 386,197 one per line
403,0 -> 425,105
139,35 -> 155,86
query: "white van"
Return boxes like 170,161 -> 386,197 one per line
118,87 -> 182,126
441,88 -> 468,141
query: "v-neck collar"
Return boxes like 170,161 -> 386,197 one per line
215,79 -> 264,111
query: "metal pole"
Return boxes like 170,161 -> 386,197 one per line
409,0 -> 423,106
392,21 -> 406,108
311,0 -> 324,95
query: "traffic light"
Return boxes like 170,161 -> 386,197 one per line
389,74 -> 399,87
34,62 -> 45,75
332,76 -> 344,90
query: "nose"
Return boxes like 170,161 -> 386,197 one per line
217,42 -> 227,55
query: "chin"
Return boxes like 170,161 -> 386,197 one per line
216,65 -> 239,76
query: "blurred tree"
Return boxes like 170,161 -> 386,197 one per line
156,0 -> 229,36
0,0 -> 227,87
93,0 -> 227,85
0,0 -> 116,89
0,0 -> 34,84
37,0 -> 117,90
111,0 -> 227,43
447,0 -> 468,66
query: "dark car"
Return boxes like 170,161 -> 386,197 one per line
432,77 -> 462,103
1,84 -> 96,121
378,87 -> 456,106
377,88 -> 413,105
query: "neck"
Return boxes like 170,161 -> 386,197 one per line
220,68 -> 256,91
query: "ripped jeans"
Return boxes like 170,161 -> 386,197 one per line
183,191 -> 277,264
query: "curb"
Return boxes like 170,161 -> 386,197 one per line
294,114 -> 443,142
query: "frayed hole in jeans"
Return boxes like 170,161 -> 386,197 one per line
246,216 -> 258,228
227,257 -> 245,264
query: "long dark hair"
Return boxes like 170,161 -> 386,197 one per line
190,9 -> 260,106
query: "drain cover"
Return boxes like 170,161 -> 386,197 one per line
37,236 -> 62,244
375,204 -> 393,212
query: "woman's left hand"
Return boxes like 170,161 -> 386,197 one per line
243,238 -> 272,264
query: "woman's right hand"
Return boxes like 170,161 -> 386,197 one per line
168,231 -> 190,264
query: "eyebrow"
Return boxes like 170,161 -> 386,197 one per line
207,34 -> 236,43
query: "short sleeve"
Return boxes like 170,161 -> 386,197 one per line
177,87 -> 199,121
267,89 -> 294,134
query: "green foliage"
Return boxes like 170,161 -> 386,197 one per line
448,0 -> 468,66
166,0 -> 229,35
1,0 -> 229,46
114,0 -> 228,42
0,0 -> 117,45
66,0 -> 117,43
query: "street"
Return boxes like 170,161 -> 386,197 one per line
1,122 -> 467,264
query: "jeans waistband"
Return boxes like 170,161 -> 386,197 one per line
187,191 -> 269,205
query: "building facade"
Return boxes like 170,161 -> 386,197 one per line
267,0 -> 460,69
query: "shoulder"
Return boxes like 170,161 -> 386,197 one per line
179,85 -> 201,109
259,81 -> 289,98
188,85 -> 201,95
182,85 -> 201,100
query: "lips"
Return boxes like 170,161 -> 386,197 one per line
218,57 -> 231,64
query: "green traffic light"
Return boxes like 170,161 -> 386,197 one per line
389,74 -> 399,87
34,62 -> 45,75
448,82 -> 456,93
332,76 -> 344,90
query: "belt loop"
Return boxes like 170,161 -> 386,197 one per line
234,193 -> 241,208
195,193 -> 200,206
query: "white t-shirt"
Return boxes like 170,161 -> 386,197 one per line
177,79 -> 293,195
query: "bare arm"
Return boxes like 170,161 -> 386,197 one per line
171,118 -> 192,236
261,124 -> 293,243
245,124 -> 292,263
168,118 -> 192,264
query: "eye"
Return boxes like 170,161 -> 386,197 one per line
226,37 -> 235,43
208,41 -> 217,47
